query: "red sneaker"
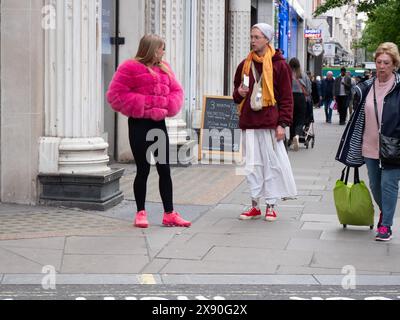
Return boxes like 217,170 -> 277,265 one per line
162,212 -> 191,227
134,210 -> 149,228
265,207 -> 277,222
239,207 -> 261,220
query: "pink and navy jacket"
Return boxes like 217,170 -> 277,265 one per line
106,59 -> 184,121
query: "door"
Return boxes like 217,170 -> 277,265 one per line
102,0 -> 117,160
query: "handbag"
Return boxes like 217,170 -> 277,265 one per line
333,166 -> 374,227
250,62 -> 263,111
373,80 -> 400,166
329,100 -> 337,110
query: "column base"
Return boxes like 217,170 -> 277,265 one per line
38,168 -> 125,211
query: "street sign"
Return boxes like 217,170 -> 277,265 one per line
312,43 -> 323,56
199,96 -> 242,162
324,43 -> 335,57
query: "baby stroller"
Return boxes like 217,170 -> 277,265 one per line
299,101 -> 315,149
299,122 -> 315,149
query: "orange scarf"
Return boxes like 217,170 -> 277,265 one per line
238,44 -> 276,114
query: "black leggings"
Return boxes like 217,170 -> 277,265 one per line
128,118 -> 173,213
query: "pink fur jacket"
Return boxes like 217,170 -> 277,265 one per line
106,60 -> 184,121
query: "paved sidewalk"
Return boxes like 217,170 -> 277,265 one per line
1,108 -> 400,286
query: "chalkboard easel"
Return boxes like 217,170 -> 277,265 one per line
199,95 -> 242,162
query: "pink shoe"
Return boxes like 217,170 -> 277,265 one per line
239,207 -> 261,220
265,207 -> 277,222
162,212 -> 191,227
134,210 -> 149,228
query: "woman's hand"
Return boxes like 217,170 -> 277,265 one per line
238,84 -> 250,98
276,125 -> 286,142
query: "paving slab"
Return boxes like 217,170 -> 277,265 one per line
0,247 -> 45,274
311,252 -> 400,273
161,274 -> 318,285
160,260 -> 279,274
61,255 -> 149,274
64,236 -> 147,255
203,247 -> 313,267
141,259 -> 170,274
286,238 -> 388,256
0,237 -> 65,250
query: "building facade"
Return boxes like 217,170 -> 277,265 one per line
1,0 -> 309,207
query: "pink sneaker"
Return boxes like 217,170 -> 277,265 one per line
134,210 -> 149,228
162,212 -> 191,227
265,207 -> 277,222
239,207 -> 262,220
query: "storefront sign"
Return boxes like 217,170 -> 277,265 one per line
304,29 -> 322,39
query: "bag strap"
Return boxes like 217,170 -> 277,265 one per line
295,77 -> 309,97
373,79 -> 380,131
341,166 -> 350,184
251,62 -> 262,84
341,166 -> 360,185
354,167 -> 360,184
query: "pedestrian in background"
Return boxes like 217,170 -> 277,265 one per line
312,75 -> 322,108
336,42 -> 400,241
288,58 -> 311,151
321,71 -> 335,123
107,34 -> 191,229
346,71 -> 357,117
334,67 -> 352,125
233,23 -> 297,222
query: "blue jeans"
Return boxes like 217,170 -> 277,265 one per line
324,99 -> 333,123
364,158 -> 400,227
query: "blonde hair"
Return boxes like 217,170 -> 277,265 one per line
135,34 -> 171,76
375,42 -> 400,69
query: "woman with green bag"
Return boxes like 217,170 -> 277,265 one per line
336,42 -> 400,242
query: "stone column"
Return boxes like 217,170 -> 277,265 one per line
227,0 -> 251,95
39,0 -> 124,210
197,0 -> 225,99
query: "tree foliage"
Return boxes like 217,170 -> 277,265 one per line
313,0 -> 400,53
360,0 -> 400,52
313,0 -> 387,17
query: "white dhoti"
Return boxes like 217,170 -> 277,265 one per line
243,129 -> 297,203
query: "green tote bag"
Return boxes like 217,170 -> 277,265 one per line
333,167 -> 374,229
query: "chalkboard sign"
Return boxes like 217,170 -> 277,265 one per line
199,96 -> 242,161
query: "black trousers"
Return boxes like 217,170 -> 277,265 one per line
290,93 -> 306,139
336,95 -> 349,124
128,118 -> 173,213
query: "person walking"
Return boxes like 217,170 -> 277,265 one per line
336,42 -> 400,241
288,58 -> 311,151
233,23 -> 297,222
334,67 -> 352,125
321,71 -> 335,123
106,34 -> 191,229
312,75 -> 322,108
346,71 -> 356,117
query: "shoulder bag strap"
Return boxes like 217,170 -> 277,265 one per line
372,79 -> 380,131
251,62 -> 262,83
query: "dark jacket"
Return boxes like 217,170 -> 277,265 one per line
334,75 -> 352,96
321,78 -> 335,100
336,72 -> 400,169
233,52 -> 293,130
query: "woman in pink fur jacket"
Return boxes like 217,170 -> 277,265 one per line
106,34 -> 191,229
